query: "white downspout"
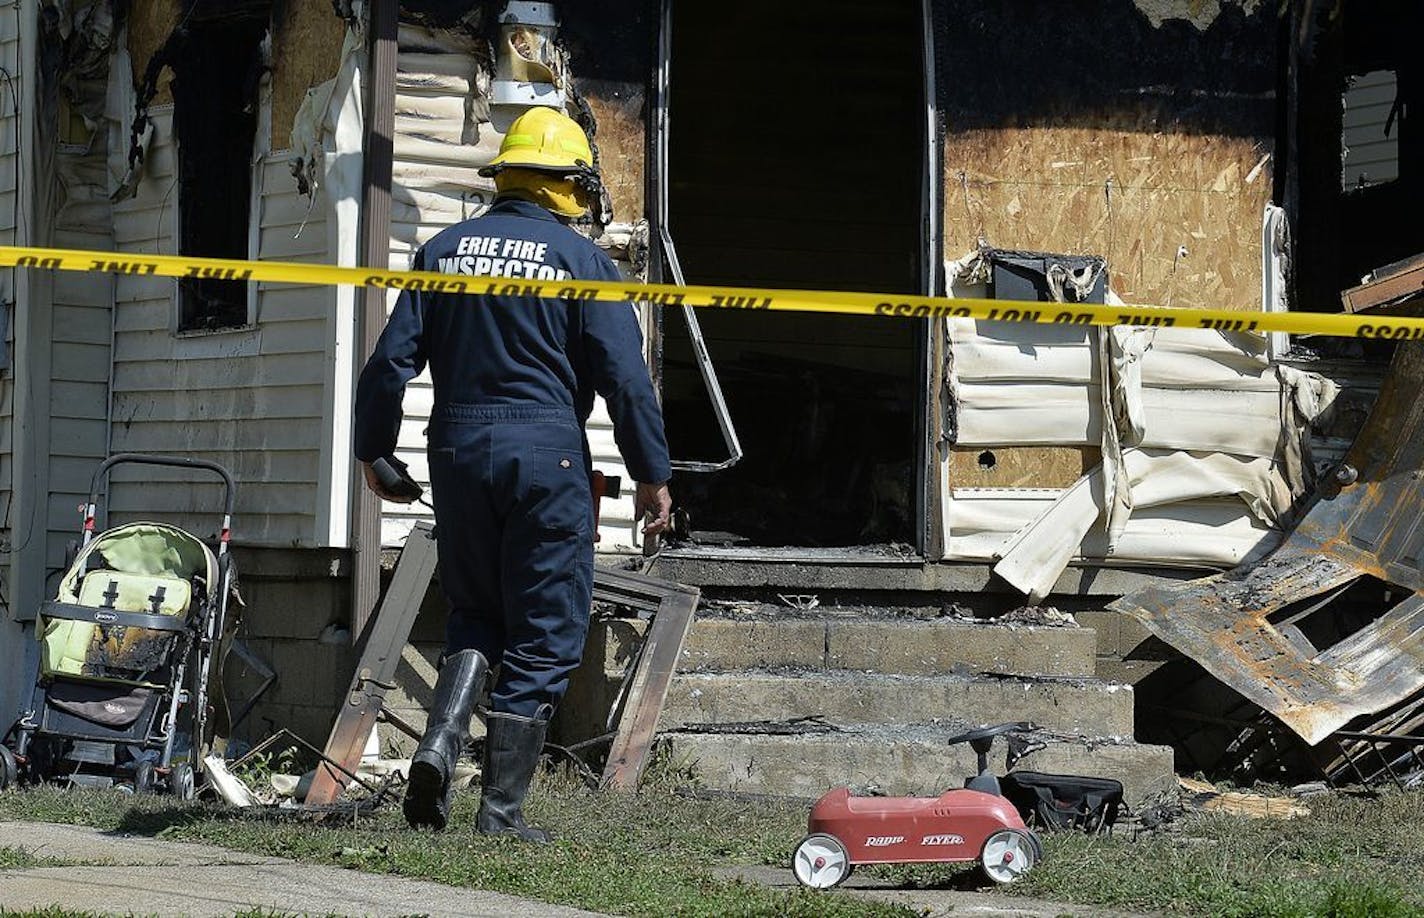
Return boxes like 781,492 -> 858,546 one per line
315,28 -> 366,547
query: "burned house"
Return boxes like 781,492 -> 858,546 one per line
0,0 -> 1419,798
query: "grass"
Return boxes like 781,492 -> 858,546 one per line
865,788 -> 1424,917
0,777 -> 910,918
1,775 -> 1422,917
0,845 -> 47,869
0,845 -> 69,869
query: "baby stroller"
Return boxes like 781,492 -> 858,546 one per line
0,454 -> 236,797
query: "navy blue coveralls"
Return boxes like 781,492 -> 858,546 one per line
353,198 -> 671,719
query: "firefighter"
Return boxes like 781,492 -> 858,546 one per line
353,106 -> 672,840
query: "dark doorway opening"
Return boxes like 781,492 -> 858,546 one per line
661,0 -> 927,549
1286,0 -> 1424,315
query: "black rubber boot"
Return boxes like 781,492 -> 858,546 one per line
403,649 -> 487,830
476,709 -> 551,843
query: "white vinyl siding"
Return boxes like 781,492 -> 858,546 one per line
379,23 -> 642,551
1343,70 -> 1399,188
44,180 -> 117,580
107,107 -> 331,546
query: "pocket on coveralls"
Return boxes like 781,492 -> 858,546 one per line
529,445 -> 590,538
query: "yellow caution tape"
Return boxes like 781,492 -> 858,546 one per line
2,243 -> 1422,339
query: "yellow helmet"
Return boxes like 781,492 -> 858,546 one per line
480,107 -> 603,219
481,106 -> 594,175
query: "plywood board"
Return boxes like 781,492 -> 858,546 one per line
944,126 -> 1272,313
271,0 -> 348,152
948,446 -> 1099,490
126,0 -> 182,106
581,80 -> 646,225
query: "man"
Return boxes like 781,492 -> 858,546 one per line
353,106 -> 672,840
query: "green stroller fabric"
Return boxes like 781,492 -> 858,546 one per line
41,522 -> 216,686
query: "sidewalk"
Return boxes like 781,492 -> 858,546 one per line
0,820 -> 601,917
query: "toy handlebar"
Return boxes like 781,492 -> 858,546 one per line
945,722 -> 1038,746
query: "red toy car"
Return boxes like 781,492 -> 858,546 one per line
791,723 -> 1044,888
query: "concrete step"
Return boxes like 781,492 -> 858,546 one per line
679,617 -> 1097,678
661,725 -> 1176,809
661,671 -> 1136,737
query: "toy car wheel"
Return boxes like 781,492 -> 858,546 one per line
0,746 -> 17,790
792,833 -> 852,889
170,762 -> 196,801
980,828 -> 1037,884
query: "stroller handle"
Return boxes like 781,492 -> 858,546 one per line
85,453 -> 237,549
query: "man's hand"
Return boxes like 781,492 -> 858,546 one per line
362,461 -> 417,504
635,481 -> 672,536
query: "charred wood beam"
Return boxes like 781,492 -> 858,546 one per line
307,522 -> 439,806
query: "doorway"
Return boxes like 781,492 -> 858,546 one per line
659,0 -> 930,549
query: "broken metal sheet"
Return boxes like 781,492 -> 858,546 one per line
1111,342 -> 1424,745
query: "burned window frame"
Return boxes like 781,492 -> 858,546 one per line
163,11 -> 271,335
1281,0 -> 1424,316
1341,69 -> 1401,191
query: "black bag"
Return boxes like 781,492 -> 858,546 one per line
1001,771 -> 1124,833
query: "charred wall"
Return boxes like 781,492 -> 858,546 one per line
271,0 -> 347,152
934,0 -> 1278,311
128,0 -> 345,154
560,0 -> 654,225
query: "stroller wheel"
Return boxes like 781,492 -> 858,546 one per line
170,762 -> 196,801
0,746 -> 17,790
133,761 -> 154,795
